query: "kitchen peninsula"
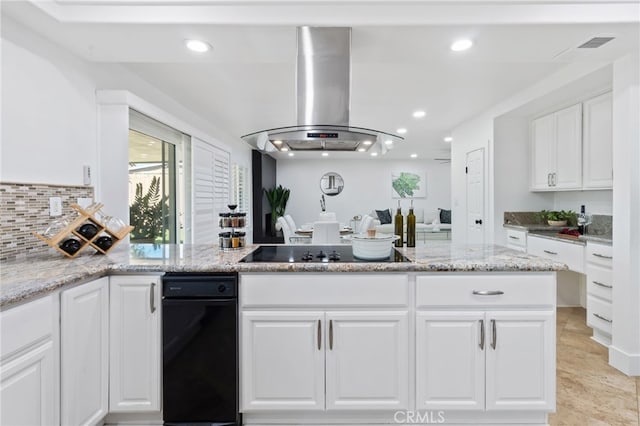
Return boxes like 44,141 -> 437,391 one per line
1,243 -> 565,426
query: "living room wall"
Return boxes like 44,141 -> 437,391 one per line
276,158 -> 451,228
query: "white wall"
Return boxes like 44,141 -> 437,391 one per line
552,190 -> 612,215
277,159 -> 451,227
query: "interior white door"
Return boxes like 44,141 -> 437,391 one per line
485,311 -> 555,411
554,103 -> 582,189
109,276 -> 161,413
61,277 -> 109,426
325,311 -> 409,411
466,148 -> 485,245
242,311 -> 325,411
416,311 -> 485,411
530,114 -> 555,190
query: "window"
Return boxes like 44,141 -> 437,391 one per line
232,163 -> 250,217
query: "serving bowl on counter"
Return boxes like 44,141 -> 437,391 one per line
350,233 -> 400,260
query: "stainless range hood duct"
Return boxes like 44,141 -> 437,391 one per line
241,27 -> 402,153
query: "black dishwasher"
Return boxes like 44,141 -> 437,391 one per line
162,273 -> 240,426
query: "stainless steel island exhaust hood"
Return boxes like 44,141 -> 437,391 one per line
241,27 -> 402,153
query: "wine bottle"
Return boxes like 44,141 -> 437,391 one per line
407,200 -> 416,247
394,201 -> 403,247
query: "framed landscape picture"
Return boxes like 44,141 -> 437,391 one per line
391,171 -> 426,198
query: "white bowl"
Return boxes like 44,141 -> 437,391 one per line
351,233 -> 399,260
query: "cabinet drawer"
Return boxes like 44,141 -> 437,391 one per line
241,273 -> 409,307
527,236 -> 585,273
505,229 -> 527,248
416,273 -> 556,308
586,264 -> 613,302
586,243 -> 612,268
1,295 -> 55,359
586,295 -> 612,335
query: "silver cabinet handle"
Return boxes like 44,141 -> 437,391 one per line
329,319 -> 334,350
593,313 -> 612,323
491,319 -> 497,350
547,173 -> 551,186
593,280 -> 613,289
150,282 -> 156,313
508,236 -> 520,240
543,250 -> 558,255
552,173 -> 557,186
593,253 -> 613,259
317,320 -> 321,350
472,290 -> 504,296
479,319 -> 485,350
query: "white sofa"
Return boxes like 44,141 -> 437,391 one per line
371,208 -> 452,240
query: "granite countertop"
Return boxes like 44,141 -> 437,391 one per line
503,224 -> 613,245
0,242 -> 567,309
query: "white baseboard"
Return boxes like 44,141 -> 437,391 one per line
609,345 -> 640,376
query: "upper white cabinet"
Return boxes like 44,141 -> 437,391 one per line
61,278 -> 109,426
530,103 -> 583,191
1,295 -> 59,426
109,275 -> 162,413
530,92 -> 613,191
583,92 -> 613,189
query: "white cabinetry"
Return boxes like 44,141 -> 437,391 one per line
415,275 -> 556,413
505,229 -> 527,252
0,295 -> 59,426
61,278 -> 109,426
585,242 -> 613,346
109,275 -> 162,413
527,235 -> 585,274
530,103 -> 582,191
240,274 -> 409,414
583,92 -> 613,189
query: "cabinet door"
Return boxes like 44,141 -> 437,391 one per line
530,114 -> 555,190
485,311 -> 555,411
325,311 -> 408,411
1,341 -> 56,426
416,311 -> 485,411
583,92 -> 613,189
554,103 -> 582,189
242,311 -> 325,411
61,278 -> 109,425
109,276 -> 161,412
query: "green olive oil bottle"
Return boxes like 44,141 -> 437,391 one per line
394,201 -> 403,247
407,200 -> 416,247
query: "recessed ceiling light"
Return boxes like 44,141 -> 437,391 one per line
412,110 -> 426,118
371,152 -> 378,157
322,152 -> 329,157
273,140 -> 282,145
451,39 -> 473,52
363,140 -> 372,146
358,148 -> 366,152
280,147 -> 289,152
288,152 -> 295,157
444,136 -> 453,142
397,128 -> 407,134
385,140 -> 393,145
411,153 -> 418,158
185,39 -> 211,53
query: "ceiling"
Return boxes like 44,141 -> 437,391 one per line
3,1 -> 639,160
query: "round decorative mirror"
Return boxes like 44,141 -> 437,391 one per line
320,172 -> 344,196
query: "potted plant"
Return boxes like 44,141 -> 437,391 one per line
264,185 -> 290,234
129,176 -> 169,243
538,210 -> 577,227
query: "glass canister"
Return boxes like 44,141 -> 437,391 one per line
238,213 -> 246,228
219,232 -> 231,249
231,232 -> 240,248
238,232 -> 246,247
219,213 -> 231,228
230,213 -> 240,228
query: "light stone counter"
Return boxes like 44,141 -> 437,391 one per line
1,242 -> 567,309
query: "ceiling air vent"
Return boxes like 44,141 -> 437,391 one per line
577,37 -> 615,49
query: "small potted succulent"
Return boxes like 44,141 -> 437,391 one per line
538,210 -> 577,227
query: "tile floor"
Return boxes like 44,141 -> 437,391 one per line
549,307 -> 639,425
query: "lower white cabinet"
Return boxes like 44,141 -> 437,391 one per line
416,310 -> 555,412
109,275 -> 162,413
0,295 -> 59,426
242,310 -> 409,412
585,242 -> 613,346
61,277 -> 109,426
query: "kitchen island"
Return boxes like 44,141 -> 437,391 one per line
1,243 -> 565,426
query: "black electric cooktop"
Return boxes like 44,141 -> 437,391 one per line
240,245 -> 410,263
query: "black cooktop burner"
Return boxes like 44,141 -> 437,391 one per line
240,245 -> 410,263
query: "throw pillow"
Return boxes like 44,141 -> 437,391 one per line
439,208 -> 452,224
375,209 -> 392,225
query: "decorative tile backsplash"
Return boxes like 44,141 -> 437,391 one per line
0,182 -> 94,261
